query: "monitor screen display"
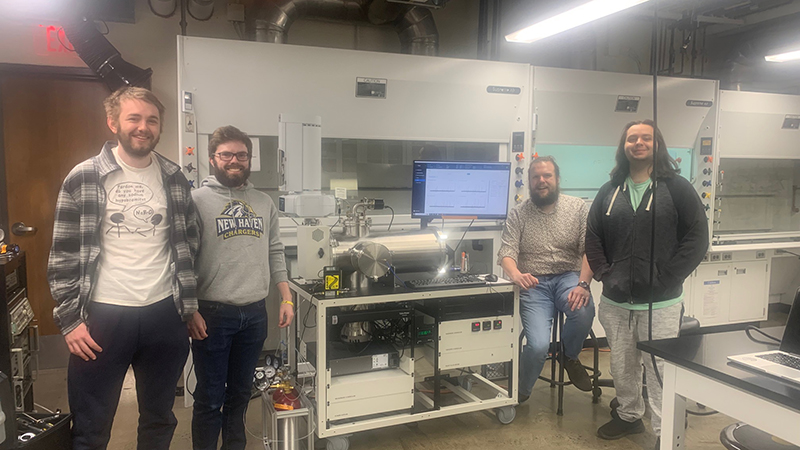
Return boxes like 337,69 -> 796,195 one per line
411,161 -> 511,219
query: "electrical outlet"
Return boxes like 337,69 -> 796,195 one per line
722,252 -> 733,261
710,253 -> 721,262
756,251 -> 766,259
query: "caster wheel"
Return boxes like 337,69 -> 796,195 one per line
592,387 -> 602,403
326,436 -> 350,450
496,406 -> 516,425
458,375 -> 473,392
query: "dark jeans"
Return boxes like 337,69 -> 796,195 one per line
191,299 -> 267,450
68,297 -> 189,450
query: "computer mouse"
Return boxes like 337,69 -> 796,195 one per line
485,274 -> 498,282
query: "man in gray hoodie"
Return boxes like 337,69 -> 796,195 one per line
187,125 -> 294,450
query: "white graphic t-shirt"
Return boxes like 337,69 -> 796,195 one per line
92,147 -> 173,307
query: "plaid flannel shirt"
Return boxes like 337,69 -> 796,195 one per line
48,141 -> 199,335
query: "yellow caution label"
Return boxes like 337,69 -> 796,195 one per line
325,274 -> 340,290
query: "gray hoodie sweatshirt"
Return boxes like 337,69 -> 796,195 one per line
192,176 -> 288,305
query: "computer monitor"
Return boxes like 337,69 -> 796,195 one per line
411,161 -> 511,219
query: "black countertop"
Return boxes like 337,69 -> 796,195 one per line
638,327 -> 800,413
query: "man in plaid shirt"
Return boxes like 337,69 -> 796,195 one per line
48,87 -> 198,450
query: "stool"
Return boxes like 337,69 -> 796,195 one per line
721,422 -> 800,450
535,309 -> 603,416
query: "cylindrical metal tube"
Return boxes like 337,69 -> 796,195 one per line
277,416 -> 298,450
331,229 -> 446,278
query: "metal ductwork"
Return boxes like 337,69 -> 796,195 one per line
63,6 -> 153,91
247,0 -> 438,55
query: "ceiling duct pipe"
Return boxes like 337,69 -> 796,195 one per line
63,4 -> 153,91
248,0 -> 438,55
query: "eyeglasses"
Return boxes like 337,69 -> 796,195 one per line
214,152 -> 250,162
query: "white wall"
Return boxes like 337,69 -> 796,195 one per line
0,0 -> 480,163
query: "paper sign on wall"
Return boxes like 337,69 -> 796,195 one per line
703,280 -> 720,317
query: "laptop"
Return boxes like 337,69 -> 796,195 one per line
728,288 -> 800,384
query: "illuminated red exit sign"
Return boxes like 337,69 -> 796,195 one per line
35,24 -> 77,55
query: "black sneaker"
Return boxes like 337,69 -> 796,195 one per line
564,358 -> 592,391
597,416 -> 645,440
518,392 -> 530,404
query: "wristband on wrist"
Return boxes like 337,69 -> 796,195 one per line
281,300 -> 294,306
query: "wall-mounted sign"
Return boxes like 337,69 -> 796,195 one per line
486,86 -> 521,95
615,95 -> 640,113
686,100 -> 713,107
356,77 -> 387,99
35,25 -> 77,56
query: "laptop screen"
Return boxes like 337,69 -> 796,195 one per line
780,289 -> 800,355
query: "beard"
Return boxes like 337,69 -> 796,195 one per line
212,161 -> 250,188
530,184 -> 559,207
116,129 -> 159,158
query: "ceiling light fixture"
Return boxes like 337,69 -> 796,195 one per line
506,0 -> 652,44
765,49 -> 800,63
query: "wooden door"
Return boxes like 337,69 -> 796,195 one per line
2,72 -> 111,336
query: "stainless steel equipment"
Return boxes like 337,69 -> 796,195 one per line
331,229 -> 447,280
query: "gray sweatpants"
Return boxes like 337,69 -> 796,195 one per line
598,300 -> 683,436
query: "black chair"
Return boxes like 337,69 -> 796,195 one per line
721,423 -> 800,450
534,309 -> 603,416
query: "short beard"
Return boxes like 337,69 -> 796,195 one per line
530,185 -> 559,207
213,162 -> 250,188
116,130 -> 158,158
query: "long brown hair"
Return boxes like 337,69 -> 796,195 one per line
609,119 -> 680,186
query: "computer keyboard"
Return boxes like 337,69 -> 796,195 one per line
757,352 -> 800,370
404,274 -> 486,290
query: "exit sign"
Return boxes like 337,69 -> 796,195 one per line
34,24 -> 79,58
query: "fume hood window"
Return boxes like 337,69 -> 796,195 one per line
715,158 -> 800,236
324,138 -> 500,214
241,136 -> 500,214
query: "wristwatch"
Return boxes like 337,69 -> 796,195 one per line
577,281 -> 590,291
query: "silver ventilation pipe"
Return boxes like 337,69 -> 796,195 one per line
247,0 -> 439,55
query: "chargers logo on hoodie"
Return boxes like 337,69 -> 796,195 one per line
216,200 -> 264,239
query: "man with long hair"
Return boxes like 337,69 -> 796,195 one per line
586,120 -> 707,446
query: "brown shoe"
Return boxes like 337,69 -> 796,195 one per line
564,358 -> 592,391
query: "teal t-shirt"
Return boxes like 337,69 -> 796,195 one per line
627,176 -> 651,211
600,176 -> 683,311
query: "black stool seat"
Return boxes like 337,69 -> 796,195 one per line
535,309 -> 603,415
721,423 -> 800,450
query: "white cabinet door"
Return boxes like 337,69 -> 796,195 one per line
729,261 -> 769,322
692,263 -> 731,327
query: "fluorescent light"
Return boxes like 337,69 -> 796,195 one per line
765,49 -> 800,62
506,0 -> 652,43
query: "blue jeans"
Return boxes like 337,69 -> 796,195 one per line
519,271 -> 595,396
191,300 -> 268,450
